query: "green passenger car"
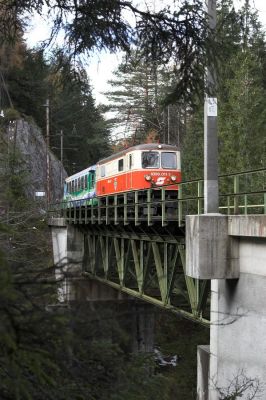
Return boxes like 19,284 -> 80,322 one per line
63,165 -> 97,206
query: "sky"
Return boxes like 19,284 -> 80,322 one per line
25,0 -> 266,105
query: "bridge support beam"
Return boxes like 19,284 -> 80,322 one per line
186,215 -> 266,399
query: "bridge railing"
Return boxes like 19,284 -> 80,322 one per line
48,167 -> 266,226
218,167 -> 266,215
179,167 -> 266,220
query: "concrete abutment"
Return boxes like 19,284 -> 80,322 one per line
186,215 -> 266,400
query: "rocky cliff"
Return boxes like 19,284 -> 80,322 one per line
1,118 -> 67,203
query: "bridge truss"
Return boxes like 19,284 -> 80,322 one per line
81,224 -> 210,324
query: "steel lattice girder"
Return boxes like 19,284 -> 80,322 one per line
80,225 -> 210,325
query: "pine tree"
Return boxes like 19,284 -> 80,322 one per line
105,53 -> 188,146
217,0 -> 266,173
49,51 -> 111,172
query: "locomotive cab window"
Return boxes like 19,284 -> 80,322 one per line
142,151 -> 159,169
101,166 -> 105,177
118,159 -> 124,172
161,152 -> 177,169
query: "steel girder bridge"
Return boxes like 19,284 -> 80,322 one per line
49,167 -> 266,325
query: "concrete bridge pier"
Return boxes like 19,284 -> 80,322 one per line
49,218 -> 155,354
186,214 -> 266,400
50,218 -> 84,302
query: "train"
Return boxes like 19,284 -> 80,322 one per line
63,143 -> 181,211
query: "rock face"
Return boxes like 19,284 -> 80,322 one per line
5,119 -> 67,203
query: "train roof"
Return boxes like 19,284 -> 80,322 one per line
97,143 -> 180,165
65,165 -> 96,183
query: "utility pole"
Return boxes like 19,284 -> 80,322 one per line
60,129 -> 63,188
167,105 -> 170,144
45,99 -> 50,205
204,0 -> 218,214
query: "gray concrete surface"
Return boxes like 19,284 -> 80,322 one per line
50,222 -> 83,302
200,215 -> 266,400
228,215 -> 266,237
186,214 -> 239,279
186,215 -> 266,399
197,345 -> 210,400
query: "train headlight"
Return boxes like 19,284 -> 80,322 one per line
171,175 -> 177,181
145,175 -> 152,181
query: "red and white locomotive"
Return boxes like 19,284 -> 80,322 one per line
63,143 -> 181,217
95,143 -> 181,196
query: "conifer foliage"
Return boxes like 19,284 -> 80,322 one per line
1,0 -> 215,106
1,44 -> 111,173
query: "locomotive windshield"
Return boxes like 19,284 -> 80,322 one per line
161,152 -> 177,169
142,151 -> 159,168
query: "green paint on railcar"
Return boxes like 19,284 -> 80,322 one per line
64,168 -> 98,205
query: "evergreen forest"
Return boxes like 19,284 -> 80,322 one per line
0,0 -> 265,399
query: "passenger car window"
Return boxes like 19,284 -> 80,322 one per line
161,152 -> 177,169
90,171 -> 95,187
142,152 -> 159,168
118,159 -> 124,172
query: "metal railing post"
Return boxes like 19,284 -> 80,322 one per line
147,189 -> 152,226
135,191 -> 139,226
74,201 -> 77,224
233,175 -> 240,214
98,197 -> 102,224
197,180 -> 203,215
106,196 -> 109,225
124,193 -> 128,225
91,200 -> 95,224
85,202 -> 88,224
114,195 -> 118,225
161,188 -> 166,226
178,185 -> 183,227
244,195 -> 248,215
